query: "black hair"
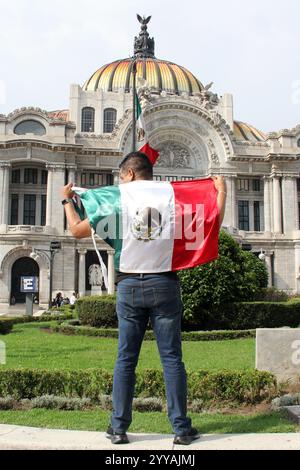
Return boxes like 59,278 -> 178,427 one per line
119,151 -> 153,180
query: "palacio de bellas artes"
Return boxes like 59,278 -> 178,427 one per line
0,16 -> 299,309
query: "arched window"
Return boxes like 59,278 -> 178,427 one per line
297,138 -> 300,148
81,107 -> 95,133
103,108 -> 117,133
14,120 -> 46,136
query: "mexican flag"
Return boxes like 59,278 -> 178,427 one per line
135,92 -> 159,165
73,178 -> 220,276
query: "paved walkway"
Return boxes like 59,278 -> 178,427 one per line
0,424 -> 299,450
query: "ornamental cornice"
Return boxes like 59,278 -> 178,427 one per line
233,140 -> 269,148
3,107 -> 75,126
0,161 -> 12,169
266,153 -> 300,162
266,125 -> 300,139
46,164 -> 66,172
0,140 -> 83,153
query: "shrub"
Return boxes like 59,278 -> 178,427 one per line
47,324 -> 256,341
0,320 -> 13,335
178,230 -> 268,322
76,295 -> 117,328
31,395 -> 92,410
254,288 -> 289,303
133,397 -> 163,412
0,368 -> 277,404
0,396 -> 15,410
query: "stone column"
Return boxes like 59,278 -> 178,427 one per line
46,164 -> 66,233
264,251 -> 273,288
272,176 -> 282,234
107,250 -> 115,295
78,249 -> 87,298
295,244 -> 300,294
112,170 -> 119,186
263,176 -> 272,234
0,162 -> 11,225
67,166 -> 77,185
282,176 -> 299,234
223,175 -> 237,228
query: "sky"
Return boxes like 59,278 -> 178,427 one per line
0,0 -> 299,132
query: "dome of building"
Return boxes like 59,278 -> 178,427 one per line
83,58 -> 203,96
83,16 -> 203,96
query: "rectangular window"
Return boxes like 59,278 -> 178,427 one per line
24,168 -> 38,184
23,194 -> 36,225
102,173 -> 113,186
165,176 -> 178,182
10,194 -> 19,225
89,173 -> 95,186
41,195 -> 46,226
252,179 -> 261,192
41,170 -> 48,185
238,200 -> 249,231
11,169 -> 20,184
238,179 -> 249,191
254,201 -> 261,232
81,173 -> 86,186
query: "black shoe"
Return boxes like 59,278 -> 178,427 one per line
173,427 -> 200,446
106,426 -> 129,445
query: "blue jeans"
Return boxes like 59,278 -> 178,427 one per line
110,274 -> 192,435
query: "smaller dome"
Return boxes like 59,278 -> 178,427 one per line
234,121 -> 266,142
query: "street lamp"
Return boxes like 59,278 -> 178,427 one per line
30,241 -> 61,309
258,249 -> 266,262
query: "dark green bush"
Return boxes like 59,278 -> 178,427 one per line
0,368 -> 277,404
178,230 -> 268,322
205,300 -> 300,330
0,320 -> 13,335
76,295 -> 117,328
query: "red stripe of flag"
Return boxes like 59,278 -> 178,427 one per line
171,178 -> 220,271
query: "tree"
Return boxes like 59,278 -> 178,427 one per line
178,230 -> 268,323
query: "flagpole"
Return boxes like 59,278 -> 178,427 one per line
132,58 -> 137,152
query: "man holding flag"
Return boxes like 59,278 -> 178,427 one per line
61,152 -> 227,445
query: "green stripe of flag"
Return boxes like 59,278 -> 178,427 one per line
135,92 -> 142,120
78,185 -> 123,271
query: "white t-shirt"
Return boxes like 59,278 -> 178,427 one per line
70,295 -> 76,305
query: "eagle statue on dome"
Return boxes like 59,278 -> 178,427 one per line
137,14 -> 151,25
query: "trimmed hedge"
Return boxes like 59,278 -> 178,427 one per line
0,320 -> 13,335
206,300 -> 300,330
73,293 -> 300,331
46,324 -> 256,342
76,295 -> 117,328
0,314 -> 75,327
0,368 -> 277,404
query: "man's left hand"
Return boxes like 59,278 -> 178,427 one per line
61,182 -> 75,200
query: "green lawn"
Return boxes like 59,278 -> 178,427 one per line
0,409 -> 297,434
0,322 -> 255,371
